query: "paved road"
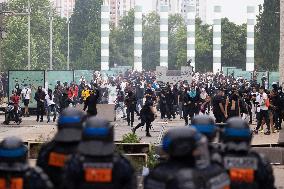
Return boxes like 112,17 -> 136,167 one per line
0,115 -> 280,145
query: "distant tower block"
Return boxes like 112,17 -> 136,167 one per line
213,5 -> 222,74
160,4 -> 169,67
134,2 -> 143,71
101,3 -> 110,71
246,6 -> 255,71
187,4 -> 196,71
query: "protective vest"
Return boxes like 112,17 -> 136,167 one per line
44,142 -> 78,186
0,164 -> 52,189
77,155 -> 117,189
145,162 -> 230,189
223,153 -> 259,189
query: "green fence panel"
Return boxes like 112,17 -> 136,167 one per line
8,71 -> 45,108
74,70 -> 94,84
46,71 -> 74,90
222,67 -> 236,75
269,72 -> 279,87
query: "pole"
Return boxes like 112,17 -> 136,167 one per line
67,18 -> 70,70
0,3 -> 3,71
49,6 -> 53,70
27,0 -> 31,70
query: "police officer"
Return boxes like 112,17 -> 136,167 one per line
191,115 -> 222,164
62,117 -> 137,189
37,107 -> 86,189
144,127 -> 230,189
220,118 -> 275,189
0,137 -> 53,189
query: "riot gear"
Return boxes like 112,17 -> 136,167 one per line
0,137 -> 53,189
144,127 -> 230,189
220,118 -> 276,189
37,107 -> 86,189
191,115 -> 217,141
191,115 -> 222,164
62,117 -> 137,189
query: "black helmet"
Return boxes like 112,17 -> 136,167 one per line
0,137 -> 28,164
54,107 -> 86,142
78,117 -> 114,157
191,115 -> 217,142
220,118 -> 252,151
162,127 -> 210,169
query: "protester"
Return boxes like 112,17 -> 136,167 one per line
21,84 -> 32,117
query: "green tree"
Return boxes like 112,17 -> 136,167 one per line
221,18 -> 247,69
109,9 -> 134,67
168,14 -> 185,69
1,0 -> 67,70
142,12 -> 160,71
255,0 -> 280,71
69,0 -> 102,70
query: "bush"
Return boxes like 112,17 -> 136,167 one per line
121,133 -> 141,143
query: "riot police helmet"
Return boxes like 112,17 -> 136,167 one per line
191,115 -> 217,142
220,118 -> 252,151
54,107 -> 86,142
162,127 -> 210,169
0,137 -> 28,163
78,117 -> 114,156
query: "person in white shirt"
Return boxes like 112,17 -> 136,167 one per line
253,86 -> 270,135
21,84 -> 32,117
45,89 -> 56,123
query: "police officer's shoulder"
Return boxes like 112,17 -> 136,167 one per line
114,153 -> 135,172
26,166 -> 54,189
38,140 -> 56,154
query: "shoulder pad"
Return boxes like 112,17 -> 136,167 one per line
26,167 -> 53,189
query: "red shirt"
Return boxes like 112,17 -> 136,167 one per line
10,95 -> 20,105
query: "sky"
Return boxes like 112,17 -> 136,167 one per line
141,0 -> 265,25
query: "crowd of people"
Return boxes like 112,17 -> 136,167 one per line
2,69 -> 284,137
0,69 -> 280,188
0,108 -> 275,189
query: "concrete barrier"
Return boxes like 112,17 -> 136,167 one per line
25,141 -> 150,159
116,143 -> 150,154
96,104 -> 116,122
76,104 -> 116,122
278,129 -> 284,144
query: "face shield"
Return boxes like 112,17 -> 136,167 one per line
193,136 -> 210,169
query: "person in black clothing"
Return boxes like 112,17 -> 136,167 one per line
132,99 -> 156,137
178,86 -> 185,119
144,84 -> 155,101
165,86 -> 175,120
159,88 -> 167,119
59,91 -> 72,112
135,82 -> 144,112
83,89 -> 100,117
37,108 -> 86,189
144,127 -> 230,189
61,117 -> 137,189
220,118 -> 275,189
35,86 -> 46,122
212,88 -> 227,123
172,85 -> 179,116
227,87 -> 240,118
270,89 -> 281,131
183,86 -> 200,125
124,90 -> 137,127
0,137 -> 53,189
